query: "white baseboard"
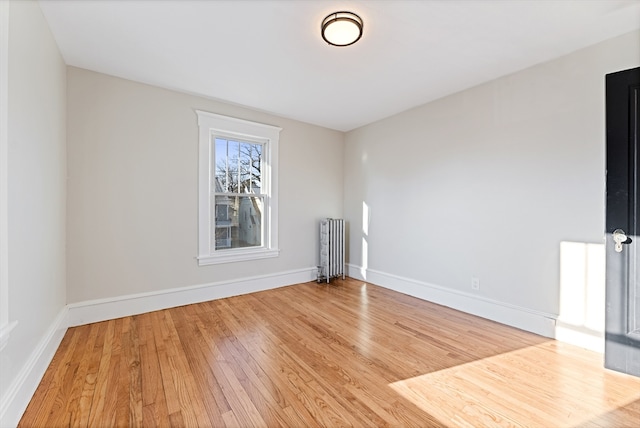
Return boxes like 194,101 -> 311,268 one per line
67,267 -> 317,327
0,306 -> 68,428
347,264 -> 557,339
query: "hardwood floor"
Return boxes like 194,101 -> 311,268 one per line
19,278 -> 640,427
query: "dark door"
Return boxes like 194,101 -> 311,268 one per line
605,66 -> 639,377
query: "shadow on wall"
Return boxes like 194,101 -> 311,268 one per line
556,241 -> 605,352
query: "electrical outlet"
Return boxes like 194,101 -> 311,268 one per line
471,277 -> 480,290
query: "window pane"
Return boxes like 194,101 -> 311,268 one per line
228,139 -> 240,192
239,142 -> 250,193
214,224 -> 232,249
214,138 -> 243,193
214,195 -> 263,250
214,138 -> 229,192
213,195 -> 234,249
250,144 -> 262,194
237,195 -> 263,247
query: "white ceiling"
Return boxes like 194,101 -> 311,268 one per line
39,0 -> 640,132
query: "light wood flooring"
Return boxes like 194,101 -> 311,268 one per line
19,278 -> 640,427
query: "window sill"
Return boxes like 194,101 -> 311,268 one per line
197,248 -> 280,266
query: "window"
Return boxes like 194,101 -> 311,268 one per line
196,110 -> 281,265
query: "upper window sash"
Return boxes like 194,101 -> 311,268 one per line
213,137 -> 264,195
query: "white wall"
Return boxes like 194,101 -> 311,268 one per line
66,67 -> 344,304
0,0 -> 67,424
344,30 -> 640,343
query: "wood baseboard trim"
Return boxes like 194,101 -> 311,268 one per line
346,263 -> 557,339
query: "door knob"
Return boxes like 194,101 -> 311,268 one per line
613,229 -> 632,253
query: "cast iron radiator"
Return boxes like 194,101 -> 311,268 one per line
318,218 -> 345,283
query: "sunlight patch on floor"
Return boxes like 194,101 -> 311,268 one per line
389,341 -> 640,427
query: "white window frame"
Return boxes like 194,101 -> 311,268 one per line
196,110 -> 281,265
0,0 -> 15,352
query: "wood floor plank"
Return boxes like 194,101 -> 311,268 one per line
19,278 -> 640,427
100,318 -> 123,427
124,316 -> 143,427
75,321 -> 106,427
24,326 -> 84,427
154,310 -> 210,427
59,322 -> 100,427
85,319 -> 115,426
137,312 -> 169,426
171,306 -> 229,427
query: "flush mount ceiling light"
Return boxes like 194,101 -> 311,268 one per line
321,11 -> 363,47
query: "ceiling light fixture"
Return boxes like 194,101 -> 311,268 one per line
321,11 -> 363,47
